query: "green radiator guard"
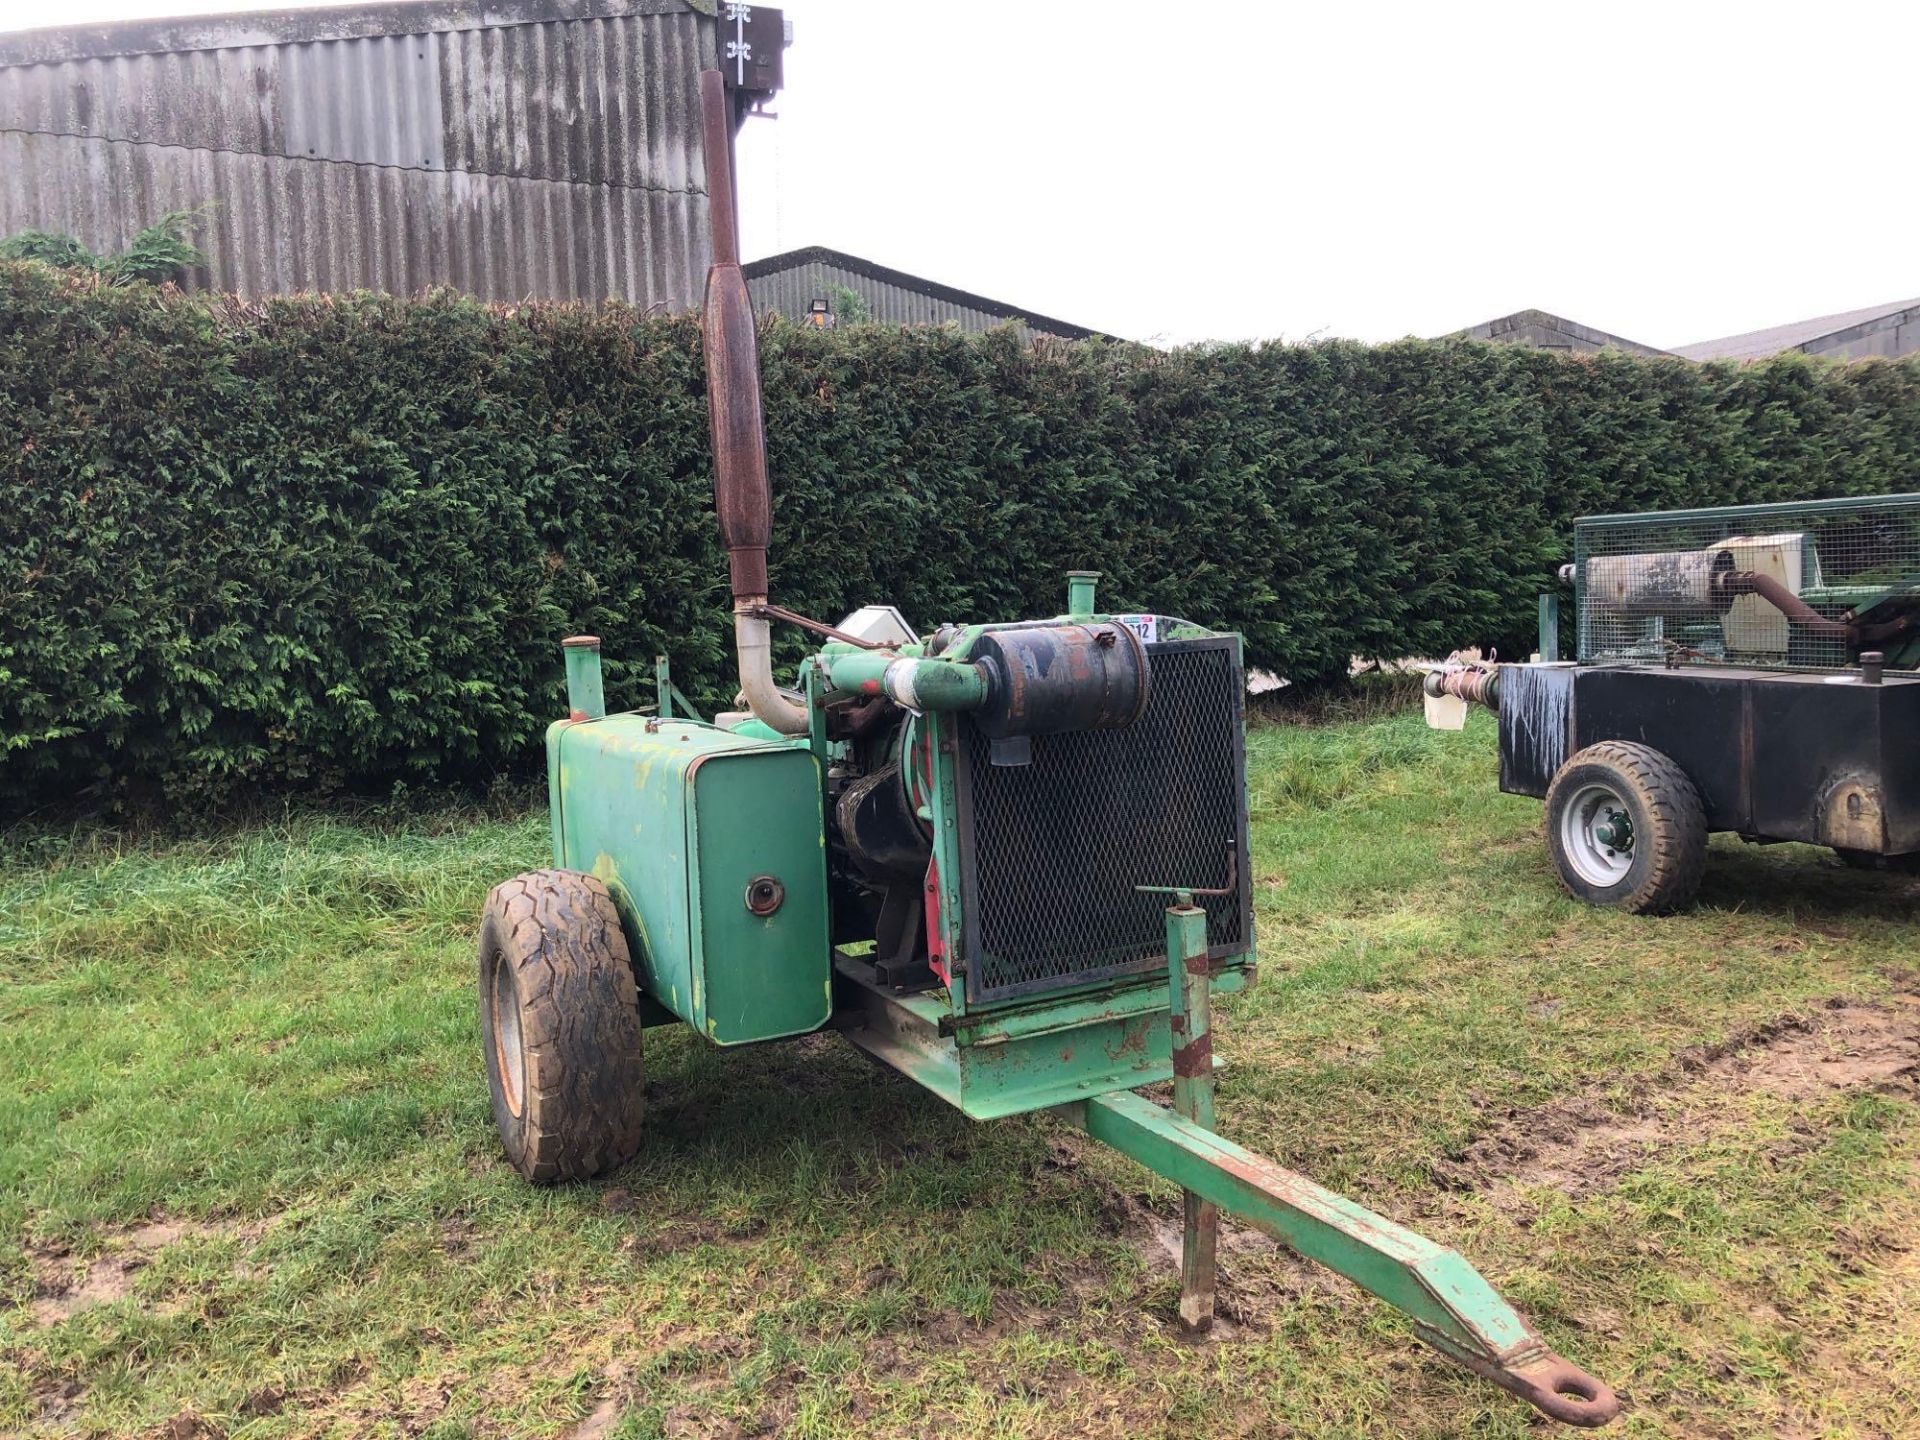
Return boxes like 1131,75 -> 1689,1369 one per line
547,716 -> 831,1045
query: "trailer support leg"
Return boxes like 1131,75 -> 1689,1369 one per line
1164,894 -> 1218,1333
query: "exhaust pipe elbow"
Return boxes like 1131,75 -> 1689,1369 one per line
734,606 -> 811,735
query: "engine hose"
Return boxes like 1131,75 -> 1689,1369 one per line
1713,570 -> 1853,640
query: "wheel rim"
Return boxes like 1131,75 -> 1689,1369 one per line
490,954 -> 526,1119
1560,781 -> 1636,886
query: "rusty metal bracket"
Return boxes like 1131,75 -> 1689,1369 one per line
746,602 -> 890,650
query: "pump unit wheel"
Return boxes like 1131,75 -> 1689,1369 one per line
1544,742 -> 1707,914
477,869 -> 646,1183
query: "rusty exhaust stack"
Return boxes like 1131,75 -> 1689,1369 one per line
699,69 -> 808,734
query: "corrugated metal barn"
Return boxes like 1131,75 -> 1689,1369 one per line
1674,296 -> 1920,363
1448,309 -> 1670,356
1450,300 -> 1920,364
0,0 -> 783,307
743,246 -> 1107,341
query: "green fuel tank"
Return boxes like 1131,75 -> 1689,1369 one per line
545,715 -> 830,1044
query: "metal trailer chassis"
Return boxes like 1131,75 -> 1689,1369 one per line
1493,661 -> 1920,910
1429,487 -> 1920,909
1502,662 -> 1920,853
474,68 -> 1622,1430
527,624 -> 1617,1428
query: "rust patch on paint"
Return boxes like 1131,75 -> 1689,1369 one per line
1172,1035 -> 1213,1079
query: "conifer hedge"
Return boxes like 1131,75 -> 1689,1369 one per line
4,259 -> 1917,807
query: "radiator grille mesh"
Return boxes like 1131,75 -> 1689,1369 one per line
957,639 -> 1252,1004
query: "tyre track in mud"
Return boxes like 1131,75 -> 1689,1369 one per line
1430,990 -> 1920,1204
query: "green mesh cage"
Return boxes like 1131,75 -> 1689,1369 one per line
1572,492 -> 1920,672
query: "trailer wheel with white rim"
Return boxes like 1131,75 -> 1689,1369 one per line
1544,741 -> 1707,914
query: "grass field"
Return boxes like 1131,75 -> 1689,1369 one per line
4,709 -> 1918,1439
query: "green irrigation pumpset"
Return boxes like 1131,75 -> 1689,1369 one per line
1425,492 -> 1920,912
474,71 -> 1619,1427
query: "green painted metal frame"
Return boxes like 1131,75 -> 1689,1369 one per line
1066,1090 -> 1616,1425
832,879 -> 1621,1425
654,654 -> 706,724
1049,892 -> 1619,1427
833,952 -> 1250,1121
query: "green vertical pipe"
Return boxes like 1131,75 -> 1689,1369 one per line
1065,570 -> 1100,616
563,636 -> 605,721
1537,593 -> 1561,663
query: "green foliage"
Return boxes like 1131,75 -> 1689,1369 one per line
103,209 -> 209,285
0,209 -> 206,287
4,258 -> 1920,808
0,230 -> 101,270
827,282 -> 871,325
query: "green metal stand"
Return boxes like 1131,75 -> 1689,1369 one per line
1160,888 -> 1219,1333
654,654 -> 705,723
1065,894 -> 1620,1428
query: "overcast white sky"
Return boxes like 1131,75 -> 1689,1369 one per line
3,0 -> 1915,347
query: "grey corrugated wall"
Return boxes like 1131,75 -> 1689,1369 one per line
1802,309 -> 1920,362
0,1 -> 717,306
748,258 -> 1037,337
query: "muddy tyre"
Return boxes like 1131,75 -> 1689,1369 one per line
1545,742 -> 1707,914
478,869 -> 646,1183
